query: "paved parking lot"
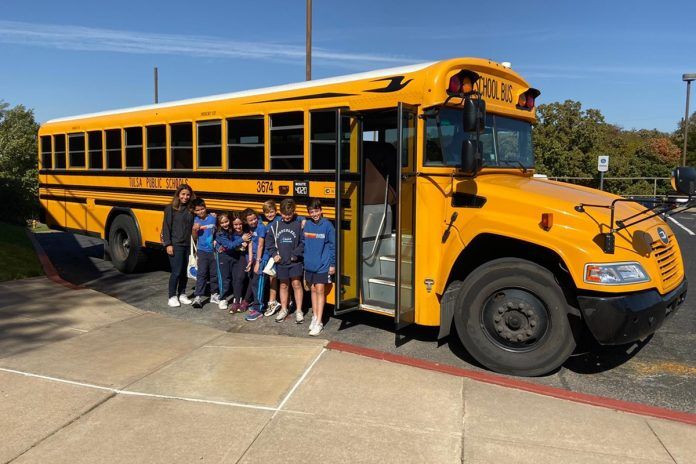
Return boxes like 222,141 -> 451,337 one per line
34,212 -> 696,413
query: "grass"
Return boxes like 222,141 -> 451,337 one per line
0,222 -> 43,282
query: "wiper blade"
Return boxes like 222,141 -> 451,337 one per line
499,159 -> 528,173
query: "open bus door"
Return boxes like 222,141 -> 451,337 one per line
395,102 -> 417,332
334,109 -> 362,315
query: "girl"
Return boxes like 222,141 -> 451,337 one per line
215,211 -> 251,312
162,183 -> 195,307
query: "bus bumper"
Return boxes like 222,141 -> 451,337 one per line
577,279 -> 687,345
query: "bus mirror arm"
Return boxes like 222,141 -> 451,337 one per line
441,212 -> 459,244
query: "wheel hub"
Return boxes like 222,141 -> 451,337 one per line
482,289 -> 549,351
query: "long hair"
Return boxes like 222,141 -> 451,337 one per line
216,212 -> 231,235
171,183 -> 195,210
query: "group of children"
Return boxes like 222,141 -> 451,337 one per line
181,197 -> 335,336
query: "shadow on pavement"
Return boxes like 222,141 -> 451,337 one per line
564,336 -> 652,374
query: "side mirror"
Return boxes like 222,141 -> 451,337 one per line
461,140 -> 482,175
671,167 -> 696,196
462,97 -> 486,132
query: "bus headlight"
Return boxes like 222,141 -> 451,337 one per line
583,262 -> 650,285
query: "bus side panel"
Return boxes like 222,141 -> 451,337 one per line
65,198 -> 87,231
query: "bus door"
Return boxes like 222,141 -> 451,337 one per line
334,109 -> 362,314
395,102 -> 418,330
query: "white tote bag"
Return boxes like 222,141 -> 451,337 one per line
187,237 -> 198,279
263,222 -> 279,277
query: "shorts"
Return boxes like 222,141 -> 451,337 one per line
305,271 -> 332,285
276,262 -> 303,280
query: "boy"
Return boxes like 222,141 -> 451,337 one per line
242,208 -> 267,321
303,199 -> 335,336
266,198 -> 304,323
191,198 -> 219,308
261,200 -> 306,317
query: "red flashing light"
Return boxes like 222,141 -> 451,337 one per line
448,75 -> 462,94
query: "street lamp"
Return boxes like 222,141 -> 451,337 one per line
683,73 -> 696,166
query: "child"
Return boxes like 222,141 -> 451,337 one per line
261,200 -> 306,317
162,183 -> 195,308
214,212 -> 251,311
303,199 -> 336,336
266,198 -> 304,323
242,208 -> 268,321
191,198 -> 219,309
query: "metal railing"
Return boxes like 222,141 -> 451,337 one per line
547,176 -> 671,197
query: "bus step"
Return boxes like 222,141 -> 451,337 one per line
367,277 -> 412,307
379,254 -> 412,278
360,299 -> 395,316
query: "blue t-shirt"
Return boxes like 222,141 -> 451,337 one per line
249,217 -> 267,261
194,214 -> 217,252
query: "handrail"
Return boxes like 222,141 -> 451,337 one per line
364,174 -> 390,262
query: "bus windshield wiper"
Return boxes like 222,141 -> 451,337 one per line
499,159 -> 528,173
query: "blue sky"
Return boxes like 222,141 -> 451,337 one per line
1,0 -> 694,132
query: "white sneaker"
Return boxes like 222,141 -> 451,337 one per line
295,310 -> 304,324
192,296 -> 203,309
309,315 -> 317,331
210,293 -> 221,304
275,308 -> 288,322
309,323 -> 323,336
178,294 -> 192,305
264,301 -> 280,317
218,299 -> 228,310
168,296 -> 181,307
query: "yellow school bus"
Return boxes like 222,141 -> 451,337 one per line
38,57 -> 688,376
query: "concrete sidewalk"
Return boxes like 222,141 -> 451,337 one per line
0,277 -> 694,463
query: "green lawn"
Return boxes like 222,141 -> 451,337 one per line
0,222 -> 43,282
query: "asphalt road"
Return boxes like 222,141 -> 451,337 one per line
35,214 -> 696,413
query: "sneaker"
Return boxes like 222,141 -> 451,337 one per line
192,296 -> 203,309
309,322 -> 323,336
309,315 -> 317,331
239,301 -> 249,313
168,296 -> 181,307
275,307 -> 288,322
218,299 -> 228,310
178,294 -> 192,305
264,301 -> 280,317
229,301 -> 240,314
210,293 -> 221,304
244,309 -> 263,321
295,310 -> 304,324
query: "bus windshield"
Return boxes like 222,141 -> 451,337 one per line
424,107 -> 534,169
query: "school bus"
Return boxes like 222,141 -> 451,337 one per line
37,57 -> 688,376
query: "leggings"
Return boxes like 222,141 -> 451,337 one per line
168,245 -> 190,298
219,253 -> 248,301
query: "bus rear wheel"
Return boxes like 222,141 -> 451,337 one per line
108,214 -> 146,273
453,258 -> 576,376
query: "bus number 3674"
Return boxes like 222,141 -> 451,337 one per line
256,181 -> 273,193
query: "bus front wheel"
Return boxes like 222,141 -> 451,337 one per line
453,258 -> 576,377
108,215 -> 146,273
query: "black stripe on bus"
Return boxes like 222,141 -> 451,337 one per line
248,92 -> 356,104
39,194 -> 87,204
39,169 -> 360,182
39,184 -> 352,209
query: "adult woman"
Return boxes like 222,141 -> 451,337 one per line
162,183 -> 195,307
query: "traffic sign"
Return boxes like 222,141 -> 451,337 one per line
598,155 -> 609,172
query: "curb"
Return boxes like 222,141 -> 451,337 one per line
326,340 -> 696,426
25,229 -> 83,290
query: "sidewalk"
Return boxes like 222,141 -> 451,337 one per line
0,277 -> 694,464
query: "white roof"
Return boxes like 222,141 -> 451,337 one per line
46,61 -> 436,124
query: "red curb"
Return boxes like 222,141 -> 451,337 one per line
326,340 -> 696,426
25,229 -> 83,290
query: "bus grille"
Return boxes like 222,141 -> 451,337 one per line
651,237 -> 682,292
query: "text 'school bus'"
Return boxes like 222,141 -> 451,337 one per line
37,57 -> 688,376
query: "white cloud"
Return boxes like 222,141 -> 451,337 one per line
0,20 -> 415,68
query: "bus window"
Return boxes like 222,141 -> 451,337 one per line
197,120 -> 222,168
54,134 -> 66,169
147,125 -> 166,170
88,131 -> 103,169
40,135 -> 53,169
270,112 -> 304,170
125,127 -> 143,169
68,133 -> 86,168
494,117 -> 533,168
106,129 -> 122,169
228,117 -> 264,170
310,110 -> 336,171
424,108 -> 494,167
171,123 -> 193,170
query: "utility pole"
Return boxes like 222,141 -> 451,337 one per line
682,74 -> 696,166
154,67 -> 159,104
306,0 -> 312,81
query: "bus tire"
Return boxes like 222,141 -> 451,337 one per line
453,258 -> 576,377
108,214 -> 146,273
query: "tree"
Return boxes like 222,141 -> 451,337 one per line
0,100 -> 39,222
672,112 -> 696,167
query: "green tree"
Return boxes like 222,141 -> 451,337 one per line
0,100 -> 40,222
672,111 -> 696,167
